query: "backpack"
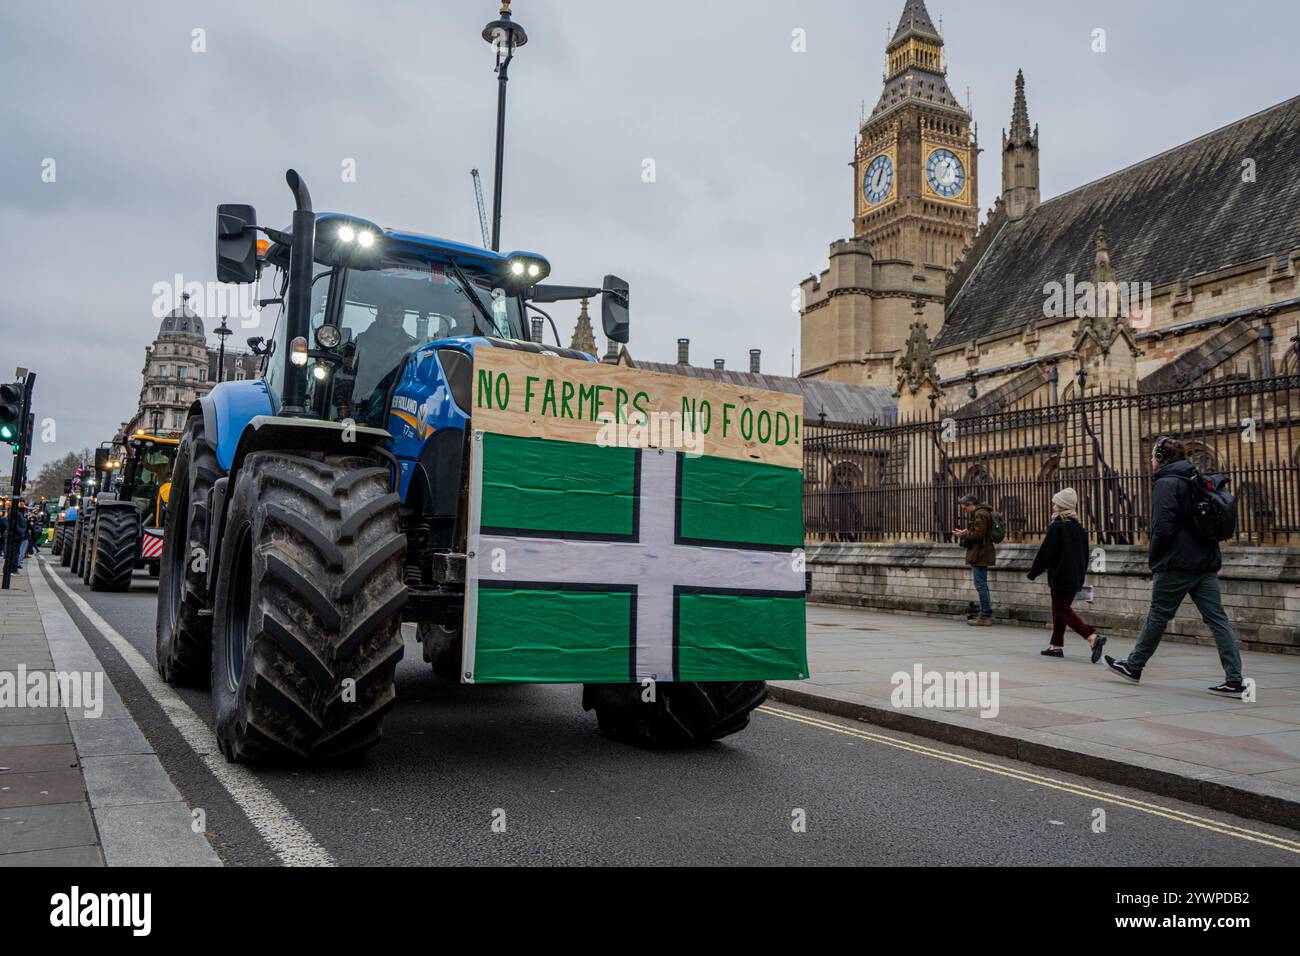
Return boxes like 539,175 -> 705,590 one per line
981,507 -> 1006,544
1182,472 -> 1236,543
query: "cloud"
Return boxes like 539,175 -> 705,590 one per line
1,0 -> 1295,472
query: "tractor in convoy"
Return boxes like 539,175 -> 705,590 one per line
52,470 -> 86,559
80,433 -> 178,591
64,452 -> 114,576
153,169 -> 774,764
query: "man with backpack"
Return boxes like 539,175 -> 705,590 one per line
1105,437 -> 1247,697
955,494 -> 1000,626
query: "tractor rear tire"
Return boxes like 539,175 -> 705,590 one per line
582,680 -> 769,748
90,508 -> 137,592
156,418 -> 221,686
210,452 -> 407,764
52,526 -> 63,556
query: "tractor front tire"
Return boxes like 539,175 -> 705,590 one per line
156,418 -> 221,686
90,508 -> 137,593
80,517 -> 96,585
60,522 -> 75,567
210,452 -> 407,764
74,517 -> 91,578
582,680 -> 769,748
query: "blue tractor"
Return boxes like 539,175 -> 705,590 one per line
154,170 -> 647,762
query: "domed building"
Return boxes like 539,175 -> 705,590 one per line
123,294 -> 260,436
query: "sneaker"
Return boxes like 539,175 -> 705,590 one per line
1208,681 -> 1245,699
967,614 -> 993,627
1040,647 -> 1063,658
1104,656 -> 1142,683
1089,634 -> 1107,664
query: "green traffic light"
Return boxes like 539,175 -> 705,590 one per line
0,424 -> 14,441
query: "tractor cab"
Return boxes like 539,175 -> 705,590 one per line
255,217 -> 538,429
119,433 -> 180,527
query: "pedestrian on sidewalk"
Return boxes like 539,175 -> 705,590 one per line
1105,437 -> 1247,698
955,494 -> 996,626
1027,488 -> 1106,662
9,499 -> 29,573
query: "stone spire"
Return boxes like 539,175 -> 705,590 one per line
1008,69 -> 1032,145
894,300 -> 944,399
1001,69 -> 1040,220
872,0 -> 966,119
1074,227 -> 1141,374
568,298 -> 597,355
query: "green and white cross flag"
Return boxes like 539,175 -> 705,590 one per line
462,430 -> 809,684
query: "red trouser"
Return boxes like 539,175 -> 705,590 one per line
1050,590 -> 1094,646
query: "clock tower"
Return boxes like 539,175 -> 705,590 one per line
855,0 -> 978,274
799,1 -> 978,385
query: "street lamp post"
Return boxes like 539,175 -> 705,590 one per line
482,1 -> 528,252
214,313 -> 232,384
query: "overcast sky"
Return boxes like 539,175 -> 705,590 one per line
2,0 -> 1296,473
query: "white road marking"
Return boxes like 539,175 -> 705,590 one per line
39,559 -> 336,867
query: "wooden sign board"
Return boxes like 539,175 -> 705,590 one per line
470,348 -> 804,469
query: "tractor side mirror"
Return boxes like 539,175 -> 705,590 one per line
601,275 -> 630,344
216,204 -> 259,284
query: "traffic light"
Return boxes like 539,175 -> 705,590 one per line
0,382 -> 21,445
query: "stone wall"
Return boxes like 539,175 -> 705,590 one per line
807,541 -> 1300,654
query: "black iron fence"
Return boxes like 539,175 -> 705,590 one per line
804,373 -> 1300,545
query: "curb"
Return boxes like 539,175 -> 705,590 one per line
767,683 -> 1300,831
31,559 -> 223,866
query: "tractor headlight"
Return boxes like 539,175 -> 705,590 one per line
504,255 -> 550,284
315,324 -> 342,349
338,225 -> 356,242
356,230 -> 375,247
290,336 -> 309,366
312,365 -> 328,381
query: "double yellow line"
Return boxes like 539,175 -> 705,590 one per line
758,705 -> 1300,856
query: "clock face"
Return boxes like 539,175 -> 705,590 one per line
926,148 -> 966,199
863,154 -> 894,205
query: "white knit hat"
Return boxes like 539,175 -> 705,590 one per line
1052,488 -> 1079,511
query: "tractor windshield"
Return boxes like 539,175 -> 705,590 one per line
127,443 -> 177,523
322,264 -> 523,424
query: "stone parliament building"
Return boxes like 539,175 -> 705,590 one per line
794,1 -> 1300,652
799,0 -> 1299,415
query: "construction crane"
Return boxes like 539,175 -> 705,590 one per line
470,169 -> 490,248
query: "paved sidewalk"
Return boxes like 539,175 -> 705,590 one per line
772,603 -> 1300,828
0,557 -> 220,866
0,567 -> 102,865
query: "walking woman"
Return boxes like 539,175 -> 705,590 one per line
1027,488 -> 1106,661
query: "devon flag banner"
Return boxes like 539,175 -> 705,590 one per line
462,348 -> 809,685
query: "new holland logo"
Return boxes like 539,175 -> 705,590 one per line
390,394 -> 436,440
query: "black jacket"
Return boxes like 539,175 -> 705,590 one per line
1148,459 -> 1221,574
10,508 -> 28,539
1028,516 -> 1089,593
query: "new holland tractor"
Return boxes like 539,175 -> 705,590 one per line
155,170 -> 770,764
83,433 -> 178,591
